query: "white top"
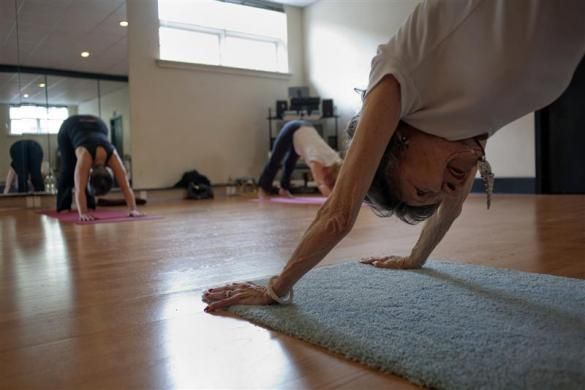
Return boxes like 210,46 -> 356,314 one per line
293,126 -> 341,167
367,0 -> 585,140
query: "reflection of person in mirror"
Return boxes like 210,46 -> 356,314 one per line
258,120 -> 342,198
3,139 -> 45,194
56,115 -> 142,221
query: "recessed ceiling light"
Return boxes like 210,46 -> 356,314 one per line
120,21 -> 128,27
39,83 -> 46,88
81,51 -> 90,58
23,93 -> 29,98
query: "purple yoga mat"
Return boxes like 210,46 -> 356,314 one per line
38,210 -> 161,225
252,197 -> 368,207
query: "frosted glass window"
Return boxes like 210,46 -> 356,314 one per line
223,36 -> 277,72
158,0 -> 288,73
159,27 -> 220,65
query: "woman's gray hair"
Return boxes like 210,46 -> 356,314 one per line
345,113 -> 439,224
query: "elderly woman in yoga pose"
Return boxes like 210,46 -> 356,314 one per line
203,0 -> 585,309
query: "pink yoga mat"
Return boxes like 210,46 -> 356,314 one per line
38,210 -> 161,225
253,196 -> 328,205
252,197 -> 368,207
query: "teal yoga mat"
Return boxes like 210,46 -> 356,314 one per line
228,261 -> 585,389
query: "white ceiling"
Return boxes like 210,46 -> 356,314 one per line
0,0 -> 319,77
0,0 -> 317,105
0,0 -> 128,76
0,71 -> 127,105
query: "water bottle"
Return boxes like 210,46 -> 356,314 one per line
45,172 -> 56,194
43,173 -> 50,193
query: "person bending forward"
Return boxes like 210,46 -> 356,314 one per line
56,115 -> 141,221
258,120 -> 342,197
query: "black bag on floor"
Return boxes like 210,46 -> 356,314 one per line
186,182 -> 214,200
175,170 -> 214,200
175,170 -> 211,188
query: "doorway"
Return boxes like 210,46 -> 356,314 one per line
535,56 -> 585,194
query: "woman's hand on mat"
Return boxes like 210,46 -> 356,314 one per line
202,282 -> 273,312
360,255 -> 421,269
79,213 -> 95,221
129,209 -> 143,217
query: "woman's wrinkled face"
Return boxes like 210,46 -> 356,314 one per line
389,127 -> 483,206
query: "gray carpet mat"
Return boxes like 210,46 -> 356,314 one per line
228,261 -> 585,389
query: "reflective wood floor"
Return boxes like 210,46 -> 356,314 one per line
1,194 -> 584,389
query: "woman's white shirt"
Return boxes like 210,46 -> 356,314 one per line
293,126 -> 341,167
367,0 -> 585,140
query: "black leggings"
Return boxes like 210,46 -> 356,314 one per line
9,140 -> 45,193
258,120 -> 307,194
56,120 -> 97,212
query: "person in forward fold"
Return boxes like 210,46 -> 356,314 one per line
258,120 -> 342,198
3,139 -> 45,194
56,114 -> 142,221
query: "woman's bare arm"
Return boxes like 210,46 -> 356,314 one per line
74,150 -> 93,219
408,165 -> 478,265
108,152 -> 139,214
4,167 -> 16,194
272,76 -> 400,294
205,75 -> 402,310
363,164 -> 479,269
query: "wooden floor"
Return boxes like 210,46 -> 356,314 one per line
1,193 -> 584,389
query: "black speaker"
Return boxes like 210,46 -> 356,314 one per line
322,99 -> 334,117
276,100 -> 288,118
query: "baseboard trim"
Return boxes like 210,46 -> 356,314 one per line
471,177 -> 535,194
137,179 -> 537,195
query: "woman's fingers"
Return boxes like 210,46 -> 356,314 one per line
202,287 -> 243,303
205,282 -> 257,295
360,257 -> 379,264
202,290 -> 224,303
361,256 -> 407,268
202,282 -> 272,312
360,256 -> 393,264
372,259 -> 402,268
205,293 -> 250,312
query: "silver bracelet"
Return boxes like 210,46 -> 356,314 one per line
266,276 -> 294,305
